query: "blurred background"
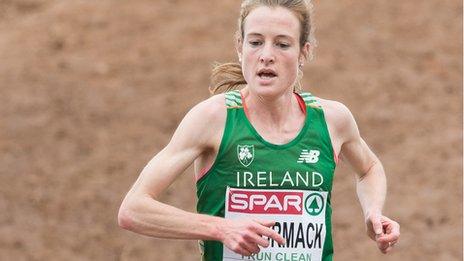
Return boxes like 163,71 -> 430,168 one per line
0,0 -> 462,260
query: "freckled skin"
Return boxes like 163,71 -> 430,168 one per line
239,6 -> 306,98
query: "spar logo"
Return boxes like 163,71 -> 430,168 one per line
304,193 -> 325,216
237,145 -> 254,167
228,189 -> 303,215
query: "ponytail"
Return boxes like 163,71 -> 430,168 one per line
209,62 -> 247,94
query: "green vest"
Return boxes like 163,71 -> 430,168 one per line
196,90 -> 336,261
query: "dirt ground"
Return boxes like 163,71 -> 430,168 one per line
0,0 -> 462,260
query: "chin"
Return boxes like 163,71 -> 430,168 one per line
248,82 -> 289,98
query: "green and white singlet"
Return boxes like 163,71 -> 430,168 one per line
196,90 -> 337,261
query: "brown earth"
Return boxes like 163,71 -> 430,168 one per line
0,0 -> 462,260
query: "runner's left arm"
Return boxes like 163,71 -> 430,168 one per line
337,104 -> 400,254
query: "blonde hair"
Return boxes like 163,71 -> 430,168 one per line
210,0 -> 316,94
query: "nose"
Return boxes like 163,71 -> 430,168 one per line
259,43 -> 275,65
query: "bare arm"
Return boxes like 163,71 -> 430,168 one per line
118,96 -> 284,256
332,102 -> 400,253
118,98 -> 223,239
338,108 -> 386,220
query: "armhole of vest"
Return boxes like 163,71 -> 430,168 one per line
196,96 -> 234,184
315,100 -> 339,167
300,92 -> 338,166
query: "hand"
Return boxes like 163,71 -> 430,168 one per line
218,219 -> 285,256
365,213 -> 400,254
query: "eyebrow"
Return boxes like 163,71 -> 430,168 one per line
246,32 -> 294,40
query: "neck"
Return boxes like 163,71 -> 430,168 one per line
241,87 -> 302,129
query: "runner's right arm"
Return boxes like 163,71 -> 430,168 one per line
118,95 -> 285,256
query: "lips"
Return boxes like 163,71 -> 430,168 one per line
257,68 -> 277,79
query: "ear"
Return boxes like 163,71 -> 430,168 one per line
299,42 -> 311,65
235,36 -> 243,62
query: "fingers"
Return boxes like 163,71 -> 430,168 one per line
228,236 -> 259,256
254,219 -> 275,227
237,247 -> 252,257
244,230 -> 270,248
376,237 -> 396,254
378,239 -> 399,254
239,240 -> 260,256
223,219 -> 284,256
235,227 -> 271,256
365,212 -> 384,241
254,220 -> 285,245
375,216 -> 400,254
377,232 -> 400,244
377,240 -> 392,254
377,219 -> 400,244
371,216 -> 383,236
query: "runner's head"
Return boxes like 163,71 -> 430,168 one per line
210,0 -> 316,94
237,0 -> 314,52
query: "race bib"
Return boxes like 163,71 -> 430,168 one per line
223,187 -> 327,261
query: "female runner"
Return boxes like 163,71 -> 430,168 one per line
118,1 -> 400,260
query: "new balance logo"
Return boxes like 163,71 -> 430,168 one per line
297,149 -> 320,163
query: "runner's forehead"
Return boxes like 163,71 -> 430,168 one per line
243,6 -> 300,40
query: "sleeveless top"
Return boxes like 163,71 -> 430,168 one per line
196,90 -> 336,261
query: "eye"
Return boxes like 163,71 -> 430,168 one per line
248,41 -> 262,47
277,42 -> 290,49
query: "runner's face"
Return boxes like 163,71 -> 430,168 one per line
239,6 -> 302,97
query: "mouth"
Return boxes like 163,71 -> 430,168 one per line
257,69 -> 277,80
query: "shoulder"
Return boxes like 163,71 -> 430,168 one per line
316,97 -> 352,121
175,93 -> 227,149
314,97 -> 360,143
187,93 -> 226,126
